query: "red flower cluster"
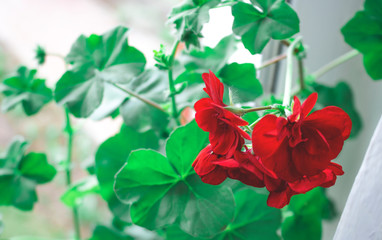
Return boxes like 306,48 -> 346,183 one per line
193,71 -> 352,208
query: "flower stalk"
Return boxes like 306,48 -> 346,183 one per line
311,49 -> 360,79
283,36 -> 303,106
167,39 -> 181,123
64,108 -> 81,240
108,82 -> 166,113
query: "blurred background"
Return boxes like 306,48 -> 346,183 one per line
0,0 -> 380,239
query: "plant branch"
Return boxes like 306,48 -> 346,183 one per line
108,82 -> 167,113
258,54 -> 287,70
64,108 -> 81,240
297,58 -> 305,91
311,49 -> 360,79
167,39 -> 181,123
225,105 -> 273,116
283,36 -> 303,106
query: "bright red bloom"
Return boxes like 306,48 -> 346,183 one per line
264,161 -> 344,208
194,70 -> 250,156
252,93 -> 351,182
192,145 -> 228,185
193,145 -> 264,187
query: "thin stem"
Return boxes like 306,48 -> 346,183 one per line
311,49 -> 360,79
258,54 -> 287,70
243,106 -> 273,113
283,36 -> 303,106
167,40 -> 181,124
108,82 -> 167,113
224,105 -> 273,116
297,58 -> 305,91
64,109 -> 81,240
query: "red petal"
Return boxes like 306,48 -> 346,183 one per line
214,158 -> 240,168
301,92 -> 318,118
262,139 -> 300,182
289,96 -> 302,122
304,106 -> 352,140
192,146 -> 217,175
200,168 -> 227,185
202,71 -> 224,105
288,172 -> 328,193
267,189 -> 292,209
252,115 -> 284,159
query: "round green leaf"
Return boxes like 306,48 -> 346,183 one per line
0,137 -> 55,211
168,0 -> 220,48
115,122 -> 234,238
18,153 -> 57,184
232,0 -> 300,54
95,125 -> 159,221
0,66 -> 52,115
55,26 -> 146,118
341,0 -> 382,80
119,69 -> 169,133
219,63 -> 263,102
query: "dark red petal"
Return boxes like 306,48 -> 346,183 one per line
288,172 -> 328,193
228,168 -> 265,188
289,96 -> 301,122
192,146 -> 217,175
209,127 -> 238,156
292,146 -> 331,177
328,162 -> 344,175
262,139 -> 300,182
267,189 -> 293,209
214,158 -> 240,168
301,92 -> 318,118
252,115 -> 284,159
304,106 -> 352,140
200,168 -> 227,185
202,71 -> 224,105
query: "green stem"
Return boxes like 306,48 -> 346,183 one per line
64,108 -> 81,240
283,36 -> 303,106
311,49 -> 360,79
224,105 -> 273,116
258,53 -> 287,70
297,58 -> 305,91
108,82 -> 167,113
167,39 -> 181,124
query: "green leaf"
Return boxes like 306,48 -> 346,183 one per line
219,63 -> 263,102
90,225 -> 134,240
95,125 -> 159,221
232,0 -> 300,54
281,188 -> 330,240
60,176 -> 100,207
305,80 -> 362,138
0,137 -> 56,210
341,0 -> 382,80
35,45 -> 46,65
168,0 -> 220,48
179,35 -> 239,73
18,153 -> 56,184
119,69 -> 169,133
55,26 -> 146,118
217,189 -> 281,240
0,66 -> 52,115
165,189 -> 281,240
115,121 -> 234,238
175,35 -> 238,109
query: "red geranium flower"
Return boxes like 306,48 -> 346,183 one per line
193,145 -> 264,187
252,93 -> 351,182
194,70 -> 250,156
264,161 -> 344,208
